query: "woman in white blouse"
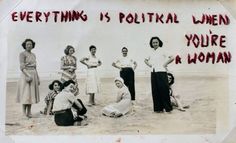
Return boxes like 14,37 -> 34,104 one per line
144,36 -> 174,113
80,45 -> 102,106
53,80 -> 87,126
112,47 -> 137,101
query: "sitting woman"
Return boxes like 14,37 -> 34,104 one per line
102,77 -> 132,118
52,80 -> 87,126
168,73 -> 190,112
41,80 -> 62,115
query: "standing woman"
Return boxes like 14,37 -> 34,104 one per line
17,39 -> 40,118
61,45 -> 78,94
112,47 -> 137,101
80,45 -> 102,106
144,36 -> 174,113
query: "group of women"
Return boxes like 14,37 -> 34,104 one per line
16,36 -> 188,126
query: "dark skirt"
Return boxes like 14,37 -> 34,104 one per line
54,99 -> 87,126
120,67 -> 135,100
151,72 -> 172,112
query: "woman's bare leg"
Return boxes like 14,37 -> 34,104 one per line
22,104 -> 27,116
88,93 -> 95,105
26,104 -> 32,117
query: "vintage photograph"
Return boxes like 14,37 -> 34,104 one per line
1,0 -> 236,142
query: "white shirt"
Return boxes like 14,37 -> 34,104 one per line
115,56 -> 135,68
52,90 -> 76,112
147,48 -> 171,72
86,55 -> 100,67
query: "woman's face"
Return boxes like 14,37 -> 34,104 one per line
68,48 -> 75,55
64,83 -> 76,93
167,75 -> 173,84
151,38 -> 159,49
25,41 -> 33,51
53,82 -> 61,92
122,48 -> 128,57
115,80 -> 123,88
90,48 -> 96,55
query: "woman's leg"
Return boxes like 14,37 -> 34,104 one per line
120,68 -> 135,101
22,104 -> 27,116
151,72 -> 163,112
46,100 -> 53,115
127,69 -> 135,101
42,100 -> 49,114
26,104 -> 32,117
88,93 -> 95,105
173,96 -> 187,111
159,72 -> 172,112
54,110 -> 75,126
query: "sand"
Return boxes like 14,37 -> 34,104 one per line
5,75 -> 228,135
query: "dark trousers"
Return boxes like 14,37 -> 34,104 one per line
54,99 -> 87,126
120,68 -> 135,100
151,72 -> 172,112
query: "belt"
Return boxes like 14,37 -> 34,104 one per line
121,67 -> 132,69
88,66 -> 97,69
25,67 -> 36,70
54,109 -> 68,114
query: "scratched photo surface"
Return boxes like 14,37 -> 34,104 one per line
3,0 -> 235,138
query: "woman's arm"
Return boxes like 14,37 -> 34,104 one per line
163,56 -> 174,68
116,93 -> 122,102
34,54 -> 40,85
36,69 -> 40,85
97,60 -> 102,66
19,53 -> 32,79
74,99 -> 83,110
61,65 -> 72,70
60,57 -> 72,70
80,57 -> 89,67
144,57 -> 152,68
133,61 -> 137,70
112,60 -> 121,70
71,56 -> 77,70
25,62 -> 36,67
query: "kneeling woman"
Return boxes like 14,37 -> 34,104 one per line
53,80 -> 87,126
102,77 -> 132,118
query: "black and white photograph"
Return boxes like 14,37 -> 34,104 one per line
1,0 -> 236,143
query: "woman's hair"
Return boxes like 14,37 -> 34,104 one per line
167,73 -> 175,86
64,45 -> 75,55
61,80 -> 75,90
48,80 -> 62,90
89,45 -> 96,51
149,36 -> 163,48
121,47 -> 128,52
22,39 -> 35,49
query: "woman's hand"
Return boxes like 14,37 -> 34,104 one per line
97,60 -> 102,66
87,65 -> 92,68
68,68 -> 75,72
70,66 -> 76,70
25,75 -> 33,83
144,58 -> 152,68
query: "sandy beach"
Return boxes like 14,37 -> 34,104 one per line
5,75 -> 228,135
